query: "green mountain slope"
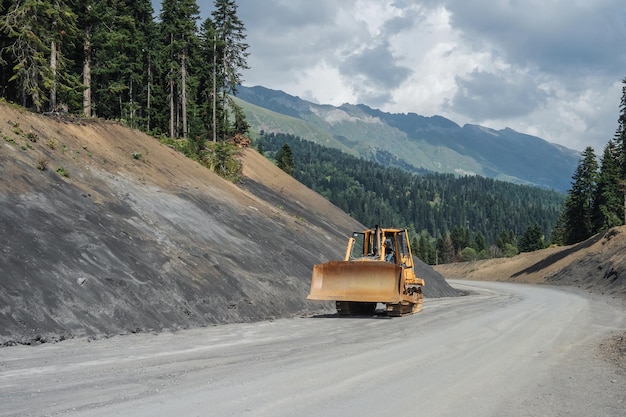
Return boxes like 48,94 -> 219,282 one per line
236,86 -> 580,192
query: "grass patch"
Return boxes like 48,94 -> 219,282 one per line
46,139 -> 58,149
56,166 -> 69,177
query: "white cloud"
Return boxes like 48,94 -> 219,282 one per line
190,0 -> 626,152
289,61 -> 358,105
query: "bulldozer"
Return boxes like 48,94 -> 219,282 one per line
308,226 -> 424,316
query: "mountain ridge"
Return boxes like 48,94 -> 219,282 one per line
236,85 -> 580,192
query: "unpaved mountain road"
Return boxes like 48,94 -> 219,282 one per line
1,280 -> 624,417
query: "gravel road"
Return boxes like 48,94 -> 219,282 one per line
1,280 -> 624,417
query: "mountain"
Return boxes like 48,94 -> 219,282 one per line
0,103 -> 458,346
235,86 -> 580,192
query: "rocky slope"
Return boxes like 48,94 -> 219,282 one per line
0,104 -> 458,346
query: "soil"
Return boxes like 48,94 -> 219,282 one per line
0,103 -> 458,347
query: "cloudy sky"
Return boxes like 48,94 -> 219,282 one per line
157,1 -> 626,153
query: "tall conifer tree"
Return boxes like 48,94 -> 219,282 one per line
160,0 -> 200,139
276,143 -> 295,176
197,17 -> 218,145
561,147 -> 598,244
212,0 -> 249,141
77,0 -> 154,123
616,78 -> 626,224
0,0 -> 78,111
125,0 -> 157,129
75,1 -> 97,117
593,140 -> 623,231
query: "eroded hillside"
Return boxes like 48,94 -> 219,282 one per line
0,104 -> 458,346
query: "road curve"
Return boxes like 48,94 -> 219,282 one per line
1,280 -> 624,417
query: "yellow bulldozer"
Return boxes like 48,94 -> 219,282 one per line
308,226 -> 424,316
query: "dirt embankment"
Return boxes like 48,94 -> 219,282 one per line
434,227 -> 626,299
0,104 -> 458,346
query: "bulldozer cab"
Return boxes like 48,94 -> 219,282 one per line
346,228 -> 414,269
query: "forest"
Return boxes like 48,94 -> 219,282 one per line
260,132 -> 566,264
0,0 -> 248,146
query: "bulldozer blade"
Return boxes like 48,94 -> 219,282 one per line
307,261 -> 404,303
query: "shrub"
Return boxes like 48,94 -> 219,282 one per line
200,141 -> 242,182
56,166 -> 69,177
161,137 -> 243,183
25,131 -> 38,142
461,247 -> 478,262
36,158 -> 48,171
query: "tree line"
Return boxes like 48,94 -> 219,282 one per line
259,133 -> 565,264
0,0 -> 249,149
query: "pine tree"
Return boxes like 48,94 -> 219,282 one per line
276,143 -> 295,176
411,236 -> 423,262
616,77 -> 626,225
518,223 -> 545,252
232,101 -> 250,135
212,0 -> 249,141
125,0 -> 157,130
160,0 -> 200,139
450,226 -> 470,255
496,230 -> 516,252
550,215 -> 565,246
0,0 -> 13,97
420,234 -> 436,264
197,16 -> 218,144
75,1 -> 98,117
561,147 -> 598,244
593,139 -> 623,231
474,231 -> 487,255
48,0 -> 80,112
79,0 -> 155,124
1,0 -> 78,111
437,233 -> 455,264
